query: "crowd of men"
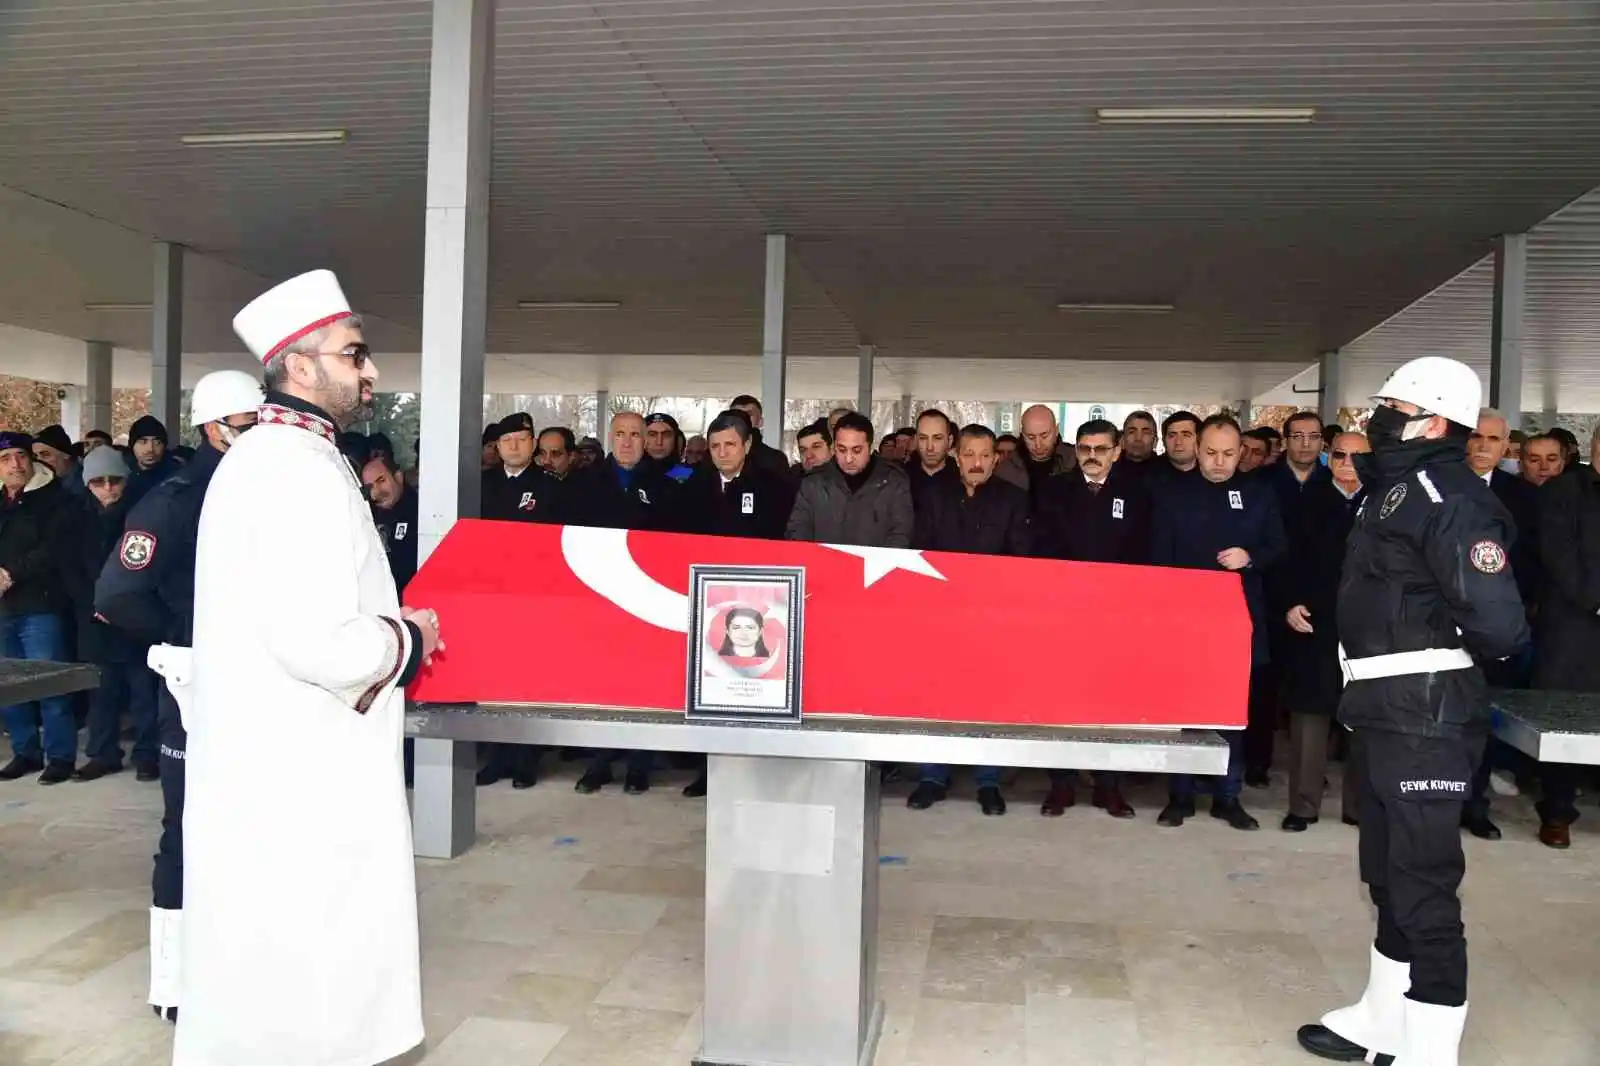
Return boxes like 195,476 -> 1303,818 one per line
0,392 -> 1592,847
332,394 -> 1594,847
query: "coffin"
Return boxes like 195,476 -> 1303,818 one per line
405,520 -> 1250,729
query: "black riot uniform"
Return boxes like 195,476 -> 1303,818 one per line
1333,436 -> 1527,1008
94,441 -> 228,921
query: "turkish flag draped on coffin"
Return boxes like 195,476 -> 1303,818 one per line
405,520 -> 1250,729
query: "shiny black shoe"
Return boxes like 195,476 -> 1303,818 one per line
475,764 -> 504,787
1342,814 -> 1359,826
1294,1022 -> 1371,1062
0,755 -> 44,781
575,768 -> 613,794
1210,799 -> 1259,831
134,762 -> 160,782
977,785 -> 1007,816
39,760 -> 76,785
1281,813 -> 1318,833
1461,811 -> 1501,840
623,770 -> 650,795
906,781 -> 947,810
511,772 -> 538,790
682,773 -> 707,798
74,758 -> 124,782
1156,800 -> 1194,827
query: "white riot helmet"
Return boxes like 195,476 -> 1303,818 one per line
1372,357 -> 1482,428
189,370 -> 265,428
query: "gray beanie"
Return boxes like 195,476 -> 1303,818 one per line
82,447 -> 130,484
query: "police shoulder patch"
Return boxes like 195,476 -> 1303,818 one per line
1379,482 -> 1407,519
119,530 -> 157,570
1470,540 -> 1507,575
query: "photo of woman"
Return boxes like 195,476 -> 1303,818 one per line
718,607 -> 771,659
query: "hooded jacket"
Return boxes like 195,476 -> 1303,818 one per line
0,464 -> 70,617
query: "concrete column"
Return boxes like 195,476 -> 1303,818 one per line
898,393 -> 912,428
1236,399 -> 1252,426
1538,408 -> 1558,432
855,344 -> 875,416
761,235 -> 788,435
1491,233 -> 1527,420
595,389 -> 610,439
412,0 -> 495,861
84,340 -> 113,435
151,243 -> 183,433
1317,350 -> 1342,425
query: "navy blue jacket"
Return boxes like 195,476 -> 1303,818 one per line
95,444 -> 222,647
123,452 -> 183,510
1151,471 -> 1287,664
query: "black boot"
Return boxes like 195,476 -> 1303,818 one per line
1294,1023 -> 1370,1061
1210,798 -> 1259,831
623,770 -> 650,795
682,772 -> 707,798
906,781 -> 947,810
1460,810 -> 1501,840
39,760 -> 75,785
0,755 -> 44,781
1156,799 -> 1194,827
575,767 -> 613,794
976,785 -> 1007,816
75,757 -> 124,782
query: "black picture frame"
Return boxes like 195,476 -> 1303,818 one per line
686,565 -> 805,724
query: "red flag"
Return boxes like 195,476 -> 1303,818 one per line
405,520 -> 1250,729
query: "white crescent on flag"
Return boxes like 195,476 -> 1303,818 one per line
560,525 -> 690,632
558,527 -> 948,633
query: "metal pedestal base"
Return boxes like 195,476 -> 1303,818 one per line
410,737 -> 476,859
695,754 -> 882,1066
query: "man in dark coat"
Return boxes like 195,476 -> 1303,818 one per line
729,395 -> 795,483
1032,418 -> 1151,818
908,424 -> 1030,816
1150,415 -> 1286,831
906,409 -> 960,514
1531,425 -> 1600,849
786,413 -> 913,548
1278,431 -> 1369,831
682,410 -> 794,542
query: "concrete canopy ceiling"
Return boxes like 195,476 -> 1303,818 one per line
2,0 -> 1599,402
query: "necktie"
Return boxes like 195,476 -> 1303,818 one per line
1087,481 -> 1102,496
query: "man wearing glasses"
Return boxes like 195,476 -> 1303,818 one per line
1032,418 -> 1151,819
174,271 -> 443,1066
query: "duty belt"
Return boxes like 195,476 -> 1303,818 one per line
1338,644 -> 1474,685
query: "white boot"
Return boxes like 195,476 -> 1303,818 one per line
1392,1000 -> 1467,1066
148,907 -> 182,1020
1318,945 -> 1410,1059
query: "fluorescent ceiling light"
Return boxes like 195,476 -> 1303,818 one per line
1057,302 -> 1175,314
181,129 -> 348,147
517,300 -> 623,311
84,302 -> 152,312
1096,107 -> 1315,125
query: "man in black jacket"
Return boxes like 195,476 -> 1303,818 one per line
0,432 -> 76,784
682,410 -> 794,542
1279,431 -> 1369,831
94,369 -> 262,1024
908,424 -> 1030,816
1297,358 -> 1527,1066
906,409 -> 960,513
1151,415 -> 1285,831
1032,418 -> 1151,818
364,456 -> 419,594
1530,425 -> 1600,850
729,394 -> 794,483
482,413 -> 558,524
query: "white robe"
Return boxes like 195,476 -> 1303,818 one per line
175,407 -> 422,1066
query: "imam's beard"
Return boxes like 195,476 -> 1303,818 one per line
312,361 -> 375,428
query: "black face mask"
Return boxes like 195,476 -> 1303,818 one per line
1365,404 -> 1435,453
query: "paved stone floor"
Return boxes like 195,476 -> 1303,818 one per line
0,754 -> 1595,1066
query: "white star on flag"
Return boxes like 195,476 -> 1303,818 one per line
821,544 -> 947,588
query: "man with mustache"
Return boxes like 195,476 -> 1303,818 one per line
908,423 -> 1031,815
176,270 -> 443,1066
1032,418 -> 1151,818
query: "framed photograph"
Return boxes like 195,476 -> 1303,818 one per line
686,565 -> 804,723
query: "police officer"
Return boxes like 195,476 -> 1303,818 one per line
1297,357 -> 1528,1066
94,369 -> 263,1024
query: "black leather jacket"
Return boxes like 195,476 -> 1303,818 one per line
1337,438 -> 1529,737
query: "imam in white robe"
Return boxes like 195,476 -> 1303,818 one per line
175,399 -> 423,1066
